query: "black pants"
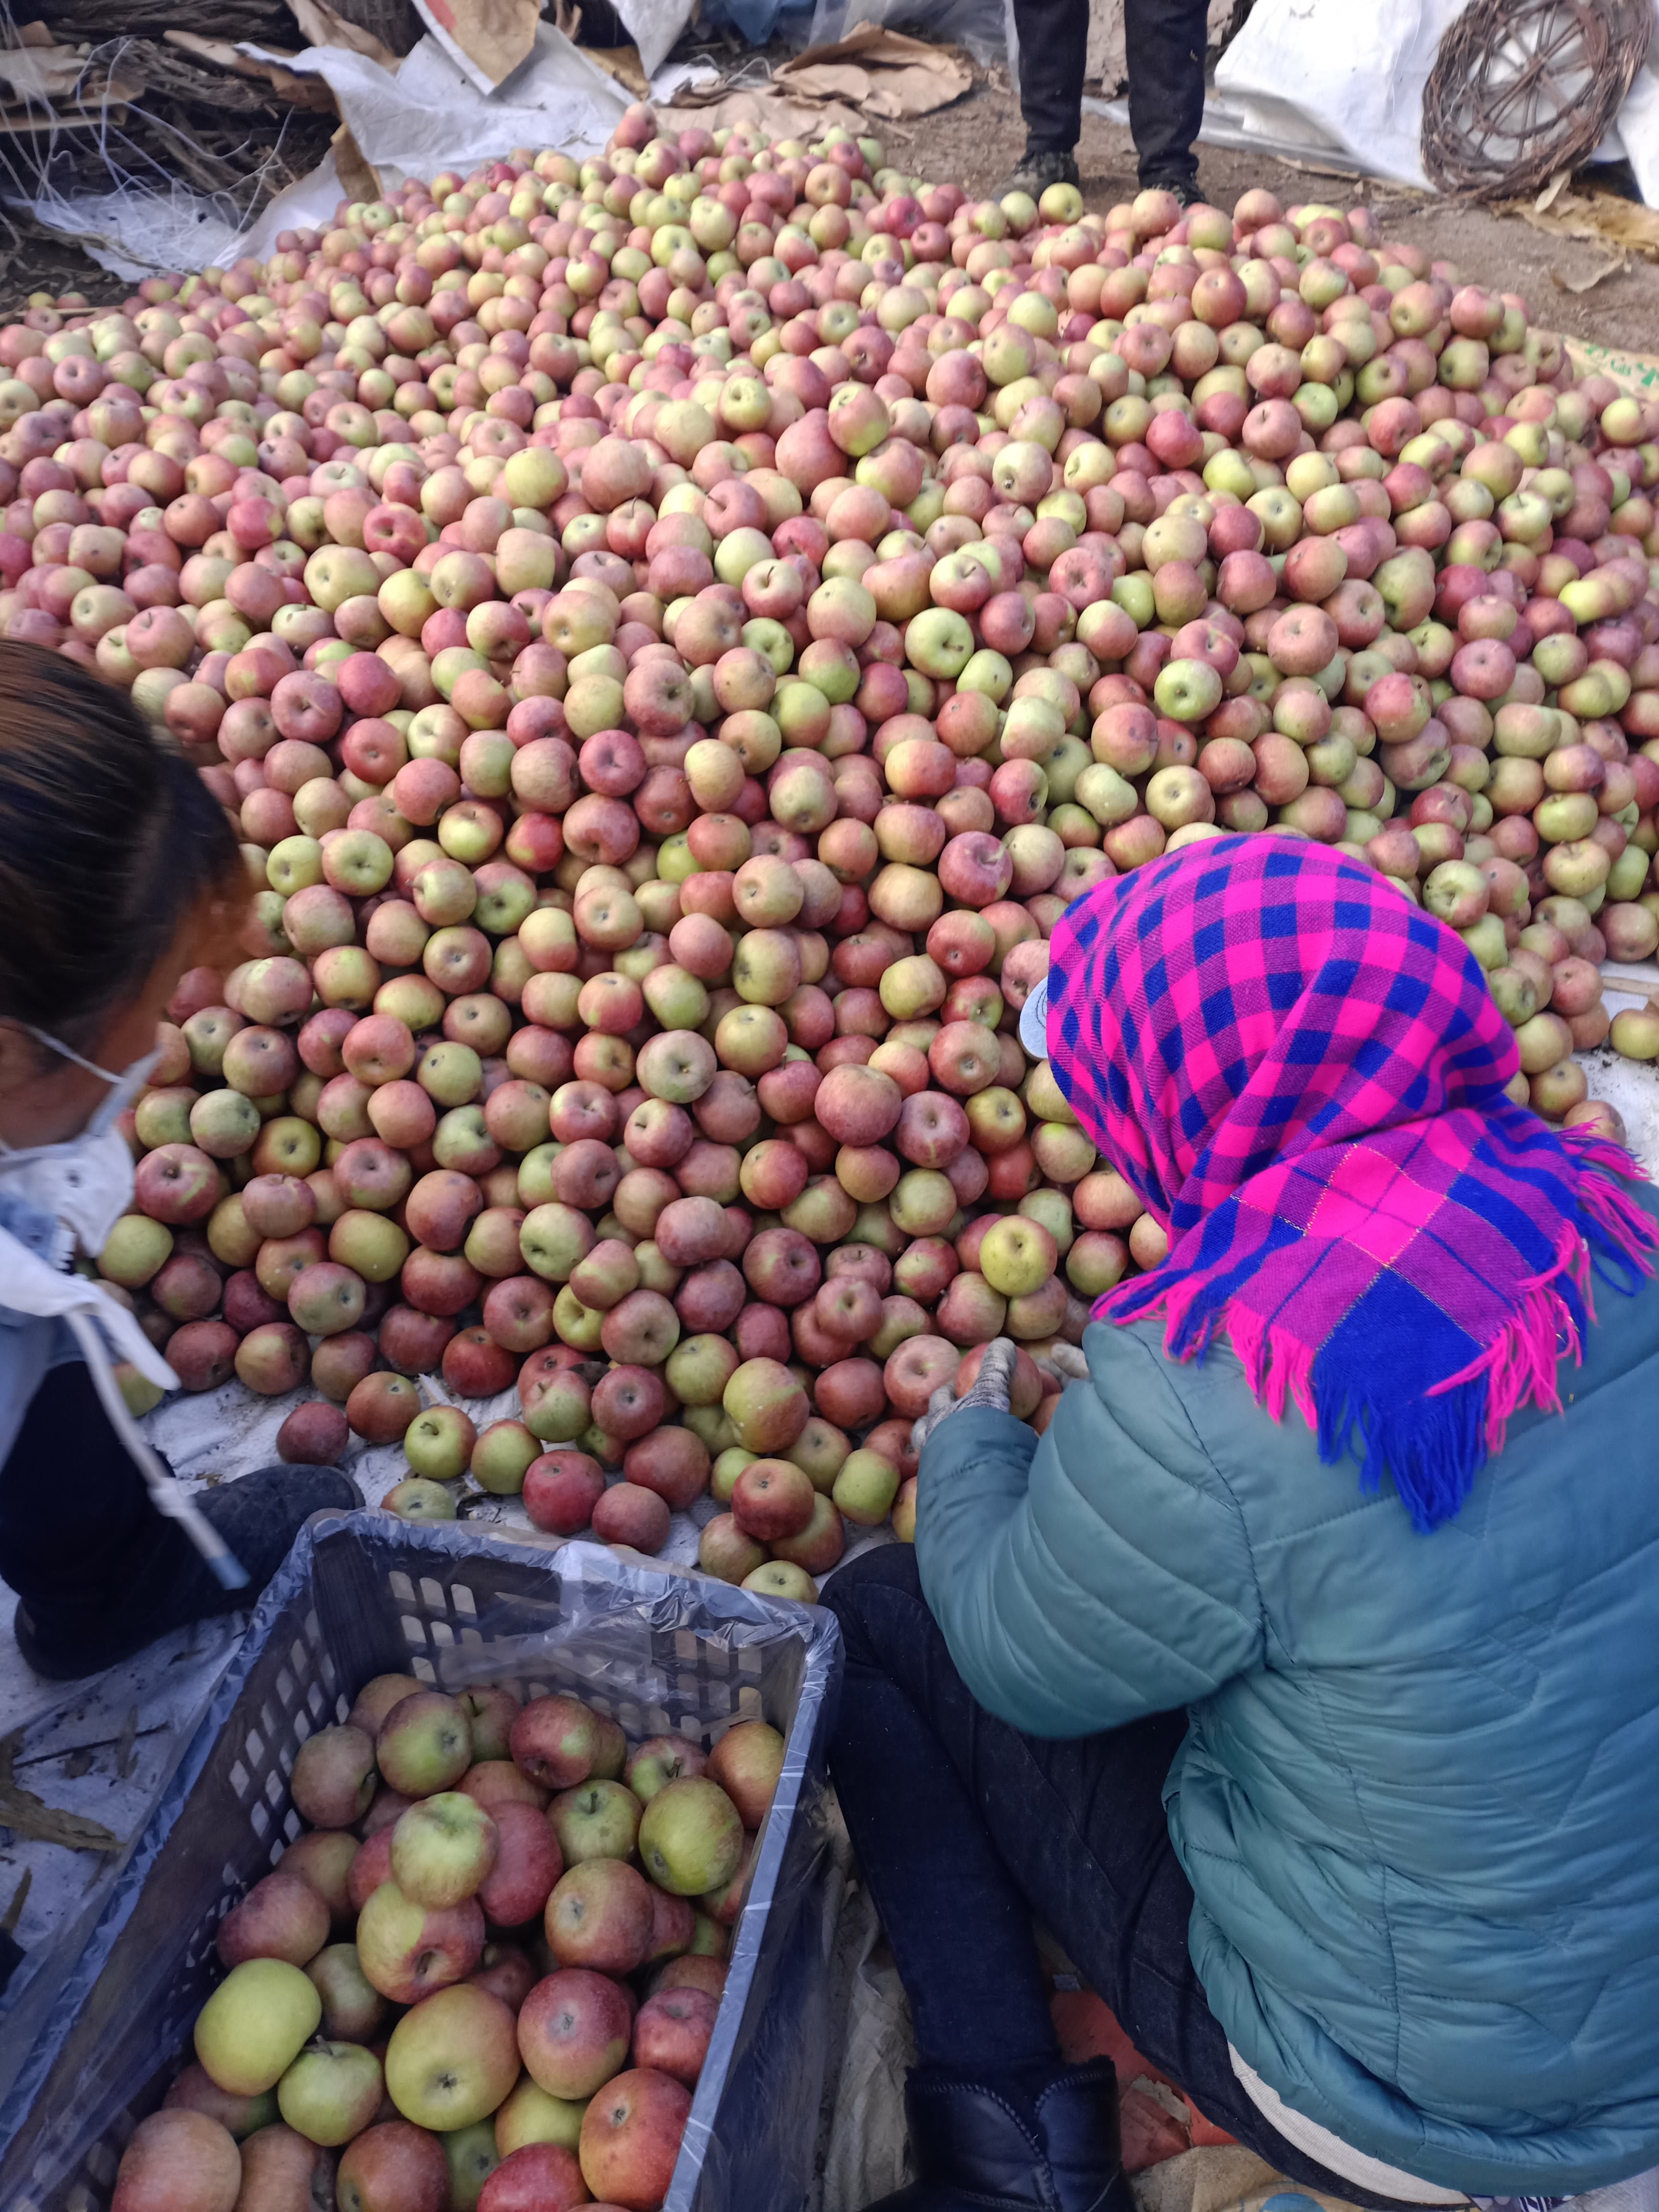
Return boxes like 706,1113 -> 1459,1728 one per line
0,1361 -> 355,1677
822,1546 -> 1432,2212
1016,0 -> 1208,184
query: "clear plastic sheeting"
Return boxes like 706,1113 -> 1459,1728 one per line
0,1616 -> 242,2126
0,1514 -> 842,2212
805,0 -> 1010,75
609,0 -> 702,83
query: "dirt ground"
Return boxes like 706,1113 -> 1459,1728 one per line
3,62 -> 1658,357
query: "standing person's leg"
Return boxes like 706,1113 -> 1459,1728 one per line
824,1545 -> 1433,2212
999,0 -> 1089,197
1124,0 -> 1210,198
0,1360 -> 359,1680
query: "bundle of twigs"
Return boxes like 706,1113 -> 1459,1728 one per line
32,0 -> 294,44
0,36 -> 335,202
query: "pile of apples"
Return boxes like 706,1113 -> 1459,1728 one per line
114,1671 -> 781,2212
4,102 -> 1656,1586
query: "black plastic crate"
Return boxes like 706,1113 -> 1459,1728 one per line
0,1512 -> 842,2212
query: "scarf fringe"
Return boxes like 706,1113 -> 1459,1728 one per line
1097,1159 -> 1659,1533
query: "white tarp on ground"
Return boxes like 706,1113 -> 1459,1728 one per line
1212,0 -> 1659,202
242,23 -> 626,212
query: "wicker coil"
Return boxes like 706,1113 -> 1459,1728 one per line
1421,0 -> 1654,199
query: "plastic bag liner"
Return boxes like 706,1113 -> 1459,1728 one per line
0,1512 -> 843,2212
0,1618 -> 242,2127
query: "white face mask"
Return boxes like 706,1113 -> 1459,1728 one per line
0,1026 -> 162,1258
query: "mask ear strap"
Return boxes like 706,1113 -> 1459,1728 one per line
22,1026 -> 120,1086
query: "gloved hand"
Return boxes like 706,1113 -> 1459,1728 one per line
910,1337 -> 1018,1455
1032,1344 -> 1089,1389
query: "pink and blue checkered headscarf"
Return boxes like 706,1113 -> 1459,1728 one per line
1046,837 -> 1659,1532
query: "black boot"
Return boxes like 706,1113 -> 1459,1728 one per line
995,144 -> 1082,201
867,2060 -> 1136,2212
1137,174 -> 1202,208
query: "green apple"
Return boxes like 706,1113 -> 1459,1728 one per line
194,1958 -> 322,2095
903,606 -> 974,680
494,2074 -> 588,2153
520,1202 -> 593,1282
709,1448 -> 755,1505
390,1792 -> 499,1909
383,1478 -> 457,1522
637,1777 -> 744,1898
689,1912 -> 728,1957
441,2119 -> 500,2210
276,2040 -> 383,2146
404,1405 -> 477,1482
548,1780 -> 641,1865
978,1216 -> 1057,1298
385,1984 -> 519,2131
375,1691 -> 472,1797
743,1559 -> 818,1603
98,1213 -> 173,1287
469,1419 -> 540,1495
833,1449 -> 901,1528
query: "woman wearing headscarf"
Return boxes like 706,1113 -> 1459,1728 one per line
825,836 -> 1659,2212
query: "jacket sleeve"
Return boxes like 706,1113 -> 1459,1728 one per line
914,1327 -> 1266,1740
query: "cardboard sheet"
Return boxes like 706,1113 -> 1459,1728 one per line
776,22 -> 974,120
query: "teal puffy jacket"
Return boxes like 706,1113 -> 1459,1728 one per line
915,1189 -> 1659,2198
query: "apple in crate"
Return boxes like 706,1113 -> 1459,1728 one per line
707,1721 -> 786,1831
194,1958 -> 321,2096
384,1983 -> 521,2131
356,1881 -> 484,2004
375,1692 -> 473,1796
517,1967 -> 632,2101
336,2118 -> 451,2212
637,1779 -> 744,1898
580,2068 -> 693,2211
110,2109 -> 241,2212
390,1791 -> 499,1908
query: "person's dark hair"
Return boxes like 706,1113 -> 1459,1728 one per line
0,646 -> 243,1040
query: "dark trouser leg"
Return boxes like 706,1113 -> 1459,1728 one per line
1125,0 -> 1209,189
1013,0 -> 1089,153
0,1362 -> 358,1679
826,1546 -> 1063,2075
822,1546 -> 1431,2212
